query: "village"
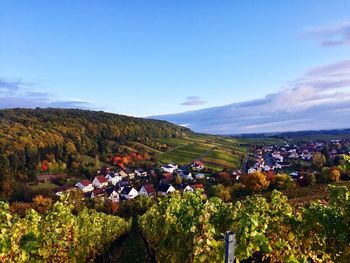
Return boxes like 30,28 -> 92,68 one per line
53,160 -> 208,203
246,138 -> 350,180
49,138 -> 350,204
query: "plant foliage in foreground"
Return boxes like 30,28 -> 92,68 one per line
140,186 -> 350,262
0,199 -> 131,262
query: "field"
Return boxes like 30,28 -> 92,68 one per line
149,134 -> 248,171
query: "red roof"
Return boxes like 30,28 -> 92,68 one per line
80,180 -> 92,186
190,184 -> 204,189
163,172 -> 172,179
142,184 -> 155,194
193,160 -> 204,167
95,175 -> 107,183
92,188 -> 105,196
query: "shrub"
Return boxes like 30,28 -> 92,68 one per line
273,173 -> 294,189
305,172 -> 316,186
240,171 -> 270,192
329,168 -> 341,182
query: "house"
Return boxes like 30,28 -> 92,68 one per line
91,188 -> 105,198
120,187 -> 139,200
288,153 -> 299,159
124,169 -> 135,179
118,179 -> 131,188
263,165 -> 271,172
232,170 -> 242,180
181,171 -> 193,181
53,185 -> 74,196
161,163 -> 178,173
157,184 -> 176,196
118,170 -> 128,178
105,173 -> 122,185
290,172 -> 299,179
93,175 -> 108,188
248,167 -> 257,174
139,183 -> 156,197
75,180 -> 94,192
183,184 -> 204,192
161,172 -> 173,183
194,173 -> 205,180
191,160 -> 205,171
106,187 -> 119,202
135,169 -> 148,178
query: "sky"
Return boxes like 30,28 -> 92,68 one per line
1,1 -> 350,133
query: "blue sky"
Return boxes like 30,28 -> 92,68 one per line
1,1 -> 350,132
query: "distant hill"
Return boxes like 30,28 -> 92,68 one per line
232,128 -> 350,142
0,108 -> 189,194
151,100 -> 350,134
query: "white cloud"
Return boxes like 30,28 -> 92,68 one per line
181,96 -> 207,106
0,77 -> 92,109
152,59 -> 350,134
304,20 -> 350,47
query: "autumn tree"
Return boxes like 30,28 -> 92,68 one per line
210,184 -> 232,202
32,195 -> 53,214
175,174 -> 182,185
313,152 -> 326,169
273,173 -> 294,189
240,171 -> 270,192
329,168 -> 341,182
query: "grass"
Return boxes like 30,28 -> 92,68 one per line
155,133 -> 248,170
29,181 -> 58,191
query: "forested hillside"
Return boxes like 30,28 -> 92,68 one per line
0,108 -> 189,197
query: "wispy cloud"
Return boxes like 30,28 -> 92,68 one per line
181,96 -> 207,106
0,77 -> 92,109
305,20 -> 350,47
152,59 -> 350,134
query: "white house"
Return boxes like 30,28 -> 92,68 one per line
248,167 -> 256,174
75,180 -> 94,192
105,173 -> 122,185
53,185 -> 74,196
194,173 -> 205,180
91,188 -> 105,198
191,160 -> 205,171
181,171 -> 193,181
119,170 -> 128,178
135,169 -> 148,178
263,165 -> 271,172
157,184 -> 176,196
93,175 -> 108,188
184,184 -> 204,192
139,184 -> 156,197
106,187 -> 119,202
120,187 -> 139,200
161,163 -> 178,173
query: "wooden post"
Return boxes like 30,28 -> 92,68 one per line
225,231 -> 235,263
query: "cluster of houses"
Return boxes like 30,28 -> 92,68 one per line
55,160 -> 207,203
247,139 -> 350,179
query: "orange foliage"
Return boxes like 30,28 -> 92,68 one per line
32,195 -> 53,214
241,171 -> 270,192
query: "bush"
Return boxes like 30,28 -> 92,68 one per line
273,173 -> 294,189
211,184 -> 232,202
305,172 -> 316,186
240,171 -> 270,192
329,168 -> 341,182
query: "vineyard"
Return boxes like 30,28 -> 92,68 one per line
140,185 -> 350,262
0,199 -> 131,262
